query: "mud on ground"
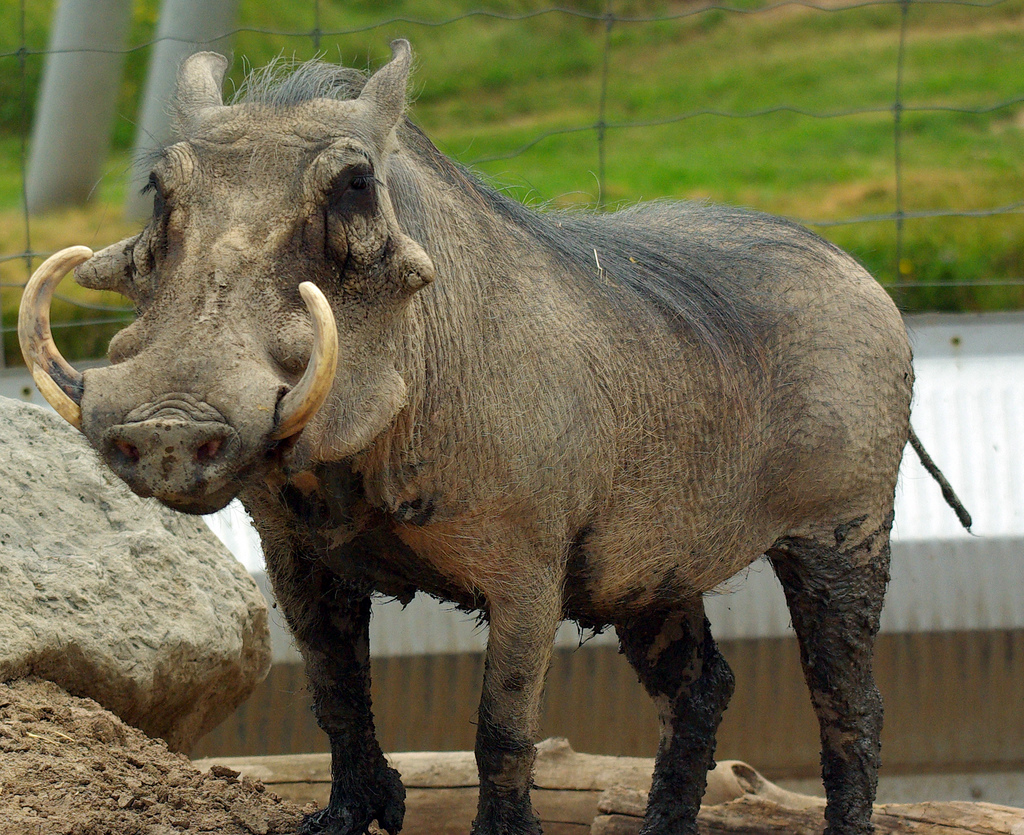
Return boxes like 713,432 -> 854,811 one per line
0,678 -> 313,834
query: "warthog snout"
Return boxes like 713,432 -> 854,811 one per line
101,415 -> 240,511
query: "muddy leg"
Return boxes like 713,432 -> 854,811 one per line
618,603 -> 735,835
472,581 -> 562,835
267,551 -> 403,835
768,518 -> 891,835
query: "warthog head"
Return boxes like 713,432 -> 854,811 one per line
20,41 -> 434,514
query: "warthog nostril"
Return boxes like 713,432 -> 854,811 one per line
195,437 -> 224,464
113,439 -> 140,465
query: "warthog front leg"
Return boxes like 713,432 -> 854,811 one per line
768,516 -> 892,835
471,578 -> 562,835
617,604 -> 735,835
265,542 -> 404,835
298,591 -> 405,835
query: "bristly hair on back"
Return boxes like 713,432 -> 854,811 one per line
229,59 -> 840,375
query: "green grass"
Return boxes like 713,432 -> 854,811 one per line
3,0 -> 1024,362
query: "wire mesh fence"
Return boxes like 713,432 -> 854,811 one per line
2,0 -> 1023,369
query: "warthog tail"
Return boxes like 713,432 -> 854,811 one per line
908,426 -> 973,530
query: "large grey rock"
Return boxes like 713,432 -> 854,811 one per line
0,396 -> 271,752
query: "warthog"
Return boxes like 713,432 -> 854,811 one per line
22,41 -> 968,835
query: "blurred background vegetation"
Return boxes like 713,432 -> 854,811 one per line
2,0 -> 1023,363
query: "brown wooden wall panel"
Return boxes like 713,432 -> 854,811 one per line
192,629 -> 1024,782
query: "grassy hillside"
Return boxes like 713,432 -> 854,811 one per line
2,0 -> 1023,362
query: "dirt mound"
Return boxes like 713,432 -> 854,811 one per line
0,678 -> 313,834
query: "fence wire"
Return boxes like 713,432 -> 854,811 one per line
2,0 -> 1023,369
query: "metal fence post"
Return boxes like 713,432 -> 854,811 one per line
25,0 -> 133,213
125,0 -> 239,220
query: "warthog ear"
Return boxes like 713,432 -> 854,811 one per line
357,39 -> 411,148
173,51 -> 228,134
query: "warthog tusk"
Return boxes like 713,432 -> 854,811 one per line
18,246 -> 93,431
270,281 -> 339,440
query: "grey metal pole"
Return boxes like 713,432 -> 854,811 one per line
26,0 -> 133,213
125,0 -> 238,219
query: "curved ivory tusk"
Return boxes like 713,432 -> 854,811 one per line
18,246 -> 94,431
270,281 -> 339,441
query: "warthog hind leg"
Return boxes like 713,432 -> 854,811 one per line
618,603 -> 736,835
768,516 -> 892,835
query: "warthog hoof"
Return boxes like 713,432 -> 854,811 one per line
298,765 -> 405,835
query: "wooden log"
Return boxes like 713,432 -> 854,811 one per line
193,737 -> 662,799
649,796 -> 1024,835
593,761 -> 1024,835
195,739 -> 640,835
195,739 -> 1024,835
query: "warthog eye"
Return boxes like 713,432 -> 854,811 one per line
142,172 -> 167,219
328,165 -> 376,215
130,172 -> 172,285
